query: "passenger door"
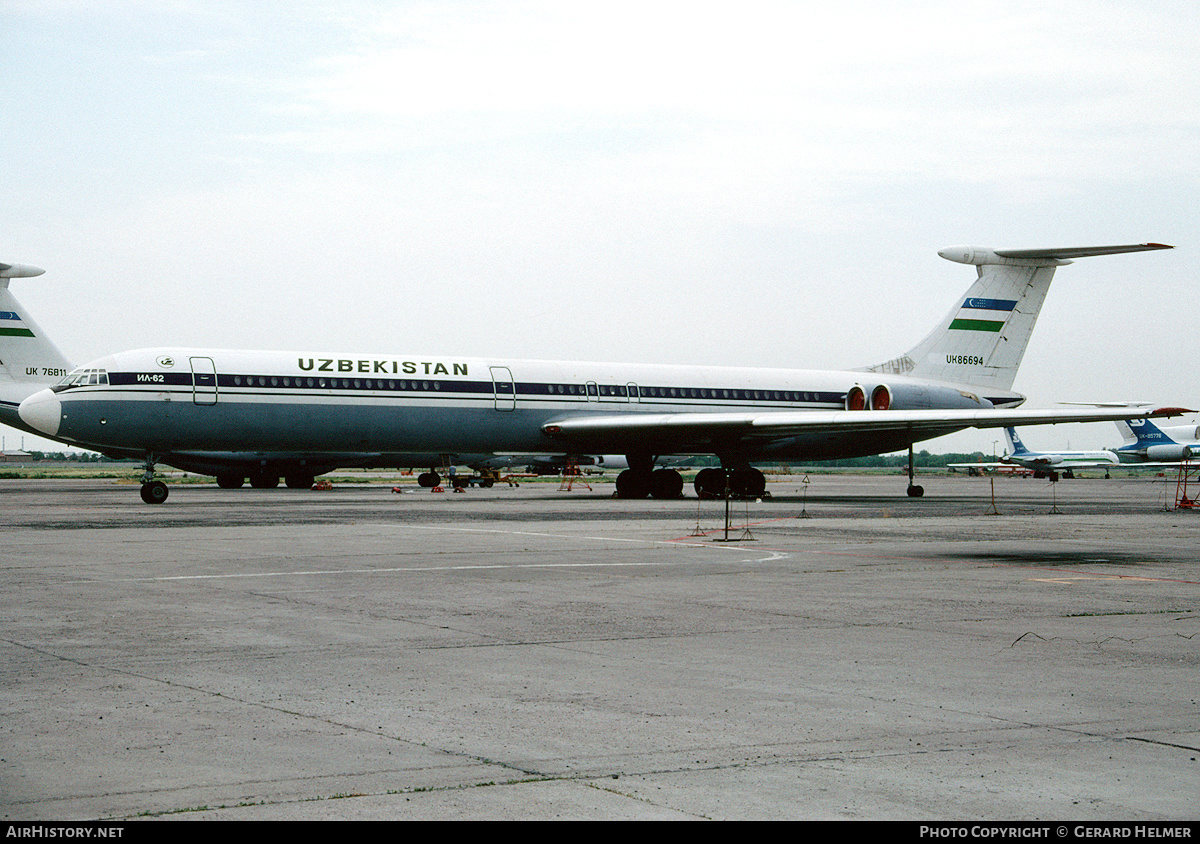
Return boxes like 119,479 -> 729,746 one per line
190,356 -> 217,405
490,366 -> 515,411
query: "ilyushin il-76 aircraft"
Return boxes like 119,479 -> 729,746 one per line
0,244 -> 1188,504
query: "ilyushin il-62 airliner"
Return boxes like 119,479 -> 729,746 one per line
0,244 -> 1186,503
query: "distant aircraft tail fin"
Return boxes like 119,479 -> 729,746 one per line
1004,427 -> 1029,456
1114,419 -> 1139,444
1122,417 -> 1176,447
0,263 -> 72,385
863,244 -> 1171,394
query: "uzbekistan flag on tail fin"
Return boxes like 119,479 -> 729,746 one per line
949,298 -> 1016,333
0,310 -> 35,337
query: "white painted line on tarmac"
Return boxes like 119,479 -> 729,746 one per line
69,524 -> 793,583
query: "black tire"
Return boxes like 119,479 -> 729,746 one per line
694,467 -> 726,499
140,481 -> 169,504
216,474 -> 244,489
650,468 -> 684,499
285,474 -> 315,489
729,469 -> 766,498
907,485 -> 924,498
615,469 -> 652,499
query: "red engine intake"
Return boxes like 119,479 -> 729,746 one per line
870,384 -> 892,410
845,385 -> 866,411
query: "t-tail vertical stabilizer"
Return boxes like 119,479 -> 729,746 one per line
0,262 -> 71,384
864,244 -> 1172,393
1,261 -> 73,438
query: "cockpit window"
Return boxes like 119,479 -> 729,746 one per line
52,368 -> 108,392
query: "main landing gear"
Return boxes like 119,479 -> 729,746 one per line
693,467 -> 766,499
615,467 -> 684,499
614,457 -> 768,500
614,455 -> 686,499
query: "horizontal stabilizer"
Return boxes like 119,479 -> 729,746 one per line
0,263 -> 46,278
993,243 -> 1172,260
938,243 -> 1172,266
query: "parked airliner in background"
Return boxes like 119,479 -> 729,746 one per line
949,426 -> 1120,480
1114,418 -> 1199,463
2,244 -> 1187,503
475,454 -> 632,476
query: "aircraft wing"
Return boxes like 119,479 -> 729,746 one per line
542,406 -> 1192,453
1112,461 -> 1199,469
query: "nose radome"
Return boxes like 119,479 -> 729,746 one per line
18,388 -> 62,437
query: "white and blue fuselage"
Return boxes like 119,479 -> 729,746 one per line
20,347 -> 1014,473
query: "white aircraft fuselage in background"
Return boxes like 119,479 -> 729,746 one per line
947,425 -> 1121,480
999,426 -> 1118,472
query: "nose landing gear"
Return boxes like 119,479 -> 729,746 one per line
140,454 -> 168,504
140,480 -> 169,503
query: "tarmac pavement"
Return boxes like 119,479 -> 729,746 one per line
1,473 -> 1197,820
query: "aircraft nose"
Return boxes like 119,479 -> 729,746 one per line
18,388 -> 62,437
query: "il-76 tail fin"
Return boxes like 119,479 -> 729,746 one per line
864,243 -> 1172,393
1,262 -> 72,383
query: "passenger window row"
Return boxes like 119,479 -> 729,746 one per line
229,376 -> 443,391
186,375 -> 834,404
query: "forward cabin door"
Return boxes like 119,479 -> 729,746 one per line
490,366 -> 515,411
190,356 -> 217,406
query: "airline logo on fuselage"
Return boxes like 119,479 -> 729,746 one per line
298,358 -> 468,376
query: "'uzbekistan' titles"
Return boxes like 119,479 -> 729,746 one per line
298,358 -> 468,376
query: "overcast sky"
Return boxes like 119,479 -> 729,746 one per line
4,0 -> 1198,455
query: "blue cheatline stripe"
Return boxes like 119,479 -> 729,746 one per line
86,372 -> 846,406
961,298 -> 1017,311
